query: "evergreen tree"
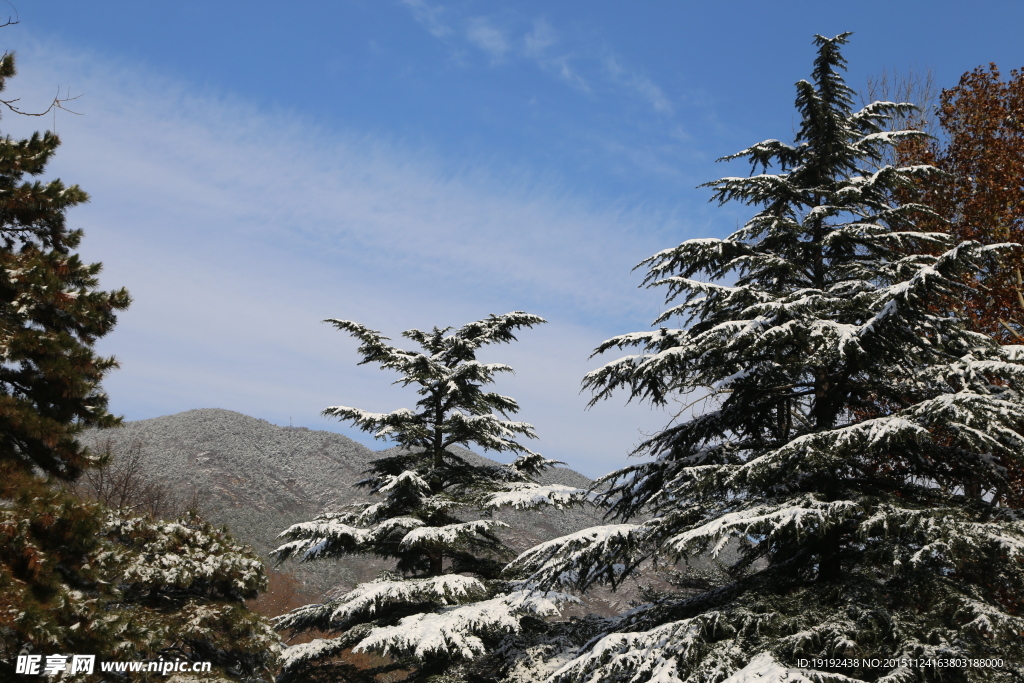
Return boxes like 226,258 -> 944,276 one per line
869,63 -> 1024,506
510,34 -> 1024,682
0,467 -> 116,677
2,471 -> 281,682
0,46 -> 127,677
273,313 -> 581,683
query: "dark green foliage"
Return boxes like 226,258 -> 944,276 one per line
0,465 -> 280,682
0,467 -> 111,677
0,46 -> 129,677
0,51 -> 130,480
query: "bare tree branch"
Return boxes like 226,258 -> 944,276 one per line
72,435 -> 202,519
0,81 -> 83,117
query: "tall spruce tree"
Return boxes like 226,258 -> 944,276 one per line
273,313 -> 581,683
0,51 -> 130,480
510,34 -> 1024,682
0,46 -> 129,676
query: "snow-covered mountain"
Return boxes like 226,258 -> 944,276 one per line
82,409 -> 604,597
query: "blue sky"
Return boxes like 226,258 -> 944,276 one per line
4,2 -> 1023,476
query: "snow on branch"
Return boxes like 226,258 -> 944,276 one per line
729,414 -> 930,489
445,411 -> 537,439
275,574 -> 488,634
859,505 -> 1024,563
507,452 -> 566,477
279,637 -> 352,674
400,520 -> 509,549
354,589 -> 570,660
720,652 -> 849,683
104,514 -> 266,597
954,597 -> 1024,639
1003,345 -> 1024,362
272,516 -> 371,562
550,613 -> 730,683
635,238 -> 754,285
666,497 -> 860,560
377,470 -> 432,496
505,524 -> 650,590
552,618 -> 864,683
482,483 -> 590,510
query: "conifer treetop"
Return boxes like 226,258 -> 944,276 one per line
323,312 -> 546,457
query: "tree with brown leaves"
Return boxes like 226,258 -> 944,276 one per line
935,64 -> 1024,341
873,64 -> 1024,340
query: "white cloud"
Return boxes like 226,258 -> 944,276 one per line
466,17 -> 509,62
2,35 -> 681,477
523,17 -> 556,58
541,54 -> 589,92
519,18 -> 588,91
402,7 -> 674,113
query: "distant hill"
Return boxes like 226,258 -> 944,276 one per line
81,409 -> 609,599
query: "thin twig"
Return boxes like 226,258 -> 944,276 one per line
0,86 -> 83,117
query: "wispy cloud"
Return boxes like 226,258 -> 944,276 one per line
466,17 -> 509,62
400,0 -> 453,39
5,35 -> 677,477
604,54 -> 674,115
522,18 -> 589,91
523,17 -> 556,58
400,6 -> 676,114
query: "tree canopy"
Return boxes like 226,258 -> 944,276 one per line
0,50 -> 130,480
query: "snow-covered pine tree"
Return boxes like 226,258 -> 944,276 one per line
509,34 -> 1024,682
2,478 -> 281,682
273,313 -> 581,683
0,468 -> 119,676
